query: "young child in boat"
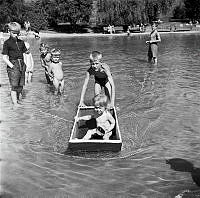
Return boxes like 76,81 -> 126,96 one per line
79,51 -> 115,108
48,48 -> 64,95
39,43 -> 52,85
76,94 -> 115,140
24,42 -> 34,84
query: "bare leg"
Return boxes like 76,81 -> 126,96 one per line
28,72 -> 33,83
59,80 -> 64,95
53,78 -> 59,95
153,57 -> 157,65
82,129 -> 96,140
25,72 -> 28,84
103,131 -> 112,140
94,83 -> 102,96
105,82 -> 112,101
11,90 -> 20,107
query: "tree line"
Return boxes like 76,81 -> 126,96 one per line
0,0 -> 200,31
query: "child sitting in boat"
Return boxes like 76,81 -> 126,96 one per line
48,48 -> 64,95
76,94 -> 115,140
24,42 -> 34,84
39,43 -> 52,85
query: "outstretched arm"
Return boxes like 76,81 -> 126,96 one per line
104,65 -> 115,107
79,72 -> 90,107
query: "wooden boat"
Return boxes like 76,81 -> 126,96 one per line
68,106 -> 122,152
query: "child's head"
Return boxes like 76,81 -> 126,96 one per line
51,48 -> 61,63
90,51 -> 102,62
89,51 -> 102,69
39,43 -> 49,54
93,94 -> 109,114
151,22 -> 157,30
8,22 -> 21,38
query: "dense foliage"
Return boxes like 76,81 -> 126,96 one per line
0,0 -> 200,31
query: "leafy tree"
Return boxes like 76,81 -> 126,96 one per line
55,0 -> 93,25
184,0 -> 200,22
23,0 -> 49,30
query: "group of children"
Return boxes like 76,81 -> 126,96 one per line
39,43 -> 64,95
2,21 -> 116,140
1,21 -> 162,140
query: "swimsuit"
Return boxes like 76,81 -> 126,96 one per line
87,65 -> 109,87
148,30 -> 160,59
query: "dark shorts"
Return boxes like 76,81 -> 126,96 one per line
7,59 -> 26,88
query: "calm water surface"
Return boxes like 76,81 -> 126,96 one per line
0,33 -> 200,198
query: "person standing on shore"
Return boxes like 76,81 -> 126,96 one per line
146,23 -> 161,65
2,22 -> 27,108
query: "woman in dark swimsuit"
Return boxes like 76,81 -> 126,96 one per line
146,23 -> 161,65
79,51 -> 115,108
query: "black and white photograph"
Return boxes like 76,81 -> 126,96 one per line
0,0 -> 200,197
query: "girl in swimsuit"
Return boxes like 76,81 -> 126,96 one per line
146,23 -> 161,65
79,51 -> 115,108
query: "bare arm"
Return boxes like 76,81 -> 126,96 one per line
40,57 -> 47,69
104,65 -> 115,107
76,115 -> 92,121
47,64 -> 54,78
106,112 -> 115,133
2,55 -> 14,68
79,72 -> 90,106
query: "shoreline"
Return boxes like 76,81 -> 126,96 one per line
39,30 -> 200,38
1,30 -> 200,39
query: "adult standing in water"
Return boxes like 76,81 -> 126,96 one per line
146,23 -> 161,65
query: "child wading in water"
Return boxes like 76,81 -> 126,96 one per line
48,48 -> 64,95
39,43 -> 52,85
146,23 -> 161,65
24,42 -> 34,84
2,22 -> 27,108
79,51 -> 115,108
76,94 -> 115,140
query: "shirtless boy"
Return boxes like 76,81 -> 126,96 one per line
48,48 -> 64,95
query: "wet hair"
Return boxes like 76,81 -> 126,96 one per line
51,48 -> 61,57
151,22 -> 158,27
39,43 -> 49,51
89,51 -> 102,61
8,22 -> 21,32
93,94 -> 109,108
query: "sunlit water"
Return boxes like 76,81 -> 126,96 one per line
0,33 -> 200,198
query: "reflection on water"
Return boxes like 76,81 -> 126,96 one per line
1,33 -> 200,197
